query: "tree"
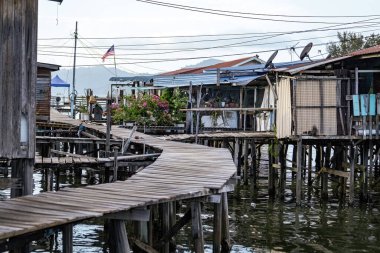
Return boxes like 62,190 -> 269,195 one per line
327,32 -> 380,57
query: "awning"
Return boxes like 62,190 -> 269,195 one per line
51,75 -> 70,88
220,75 -> 265,86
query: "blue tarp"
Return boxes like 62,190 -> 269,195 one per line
51,75 -> 70,88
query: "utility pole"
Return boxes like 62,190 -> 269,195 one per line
72,21 -> 78,119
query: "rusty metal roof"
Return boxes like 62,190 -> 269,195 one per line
350,45 -> 380,56
158,56 -> 264,76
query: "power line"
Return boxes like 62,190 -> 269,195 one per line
138,0 -> 380,19
137,0 -> 380,24
55,40 -> 346,67
38,27 -> 380,58
37,22 -> 380,51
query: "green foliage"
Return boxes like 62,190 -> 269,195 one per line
112,90 -> 187,126
327,31 -> 380,57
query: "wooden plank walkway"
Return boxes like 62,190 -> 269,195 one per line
0,110 -> 236,240
159,131 -> 275,141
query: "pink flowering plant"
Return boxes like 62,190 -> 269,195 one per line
113,94 -> 174,126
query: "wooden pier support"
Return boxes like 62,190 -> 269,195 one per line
296,139 -> 303,206
109,220 -> 131,253
161,202 -> 170,253
349,145 -> 357,205
191,201 -> 204,253
62,224 -> 73,253
268,141 -> 275,197
321,145 -> 331,200
213,199 -> 222,253
221,193 -> 230,252
11,159 -> 34,198
278,142 -> 286,199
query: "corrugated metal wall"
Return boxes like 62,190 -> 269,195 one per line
36,69 -> 51,121
295,79 -> 338,136
276,78 -> 292,139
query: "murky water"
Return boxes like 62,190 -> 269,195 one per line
2,148 -> 380,252
23,167 -> 380,252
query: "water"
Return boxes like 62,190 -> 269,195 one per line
3,158 -> 380,252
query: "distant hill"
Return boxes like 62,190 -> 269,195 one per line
184,58 -> 223,68
53,66 -> 139,96
52,59 -> 225,97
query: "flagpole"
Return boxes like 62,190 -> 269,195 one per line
113,46 -> 118,103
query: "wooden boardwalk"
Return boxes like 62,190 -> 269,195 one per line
0,110 -> 236,241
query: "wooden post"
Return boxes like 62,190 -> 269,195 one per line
191,201 -> 204,253
109,220 -> 131,253
268,141 -> 275,196
11,159 -> 34,198
243,139 -> 249,185
350,145 -> 357,206
62,224 -> 73,253
113,146 -> 119,182
292,144 -> 297,179
278,142 -> 286,199
106,95 -> 112,155
307,145 -> 313,186
161,203 -> 170,253
250,140 -> 257,177
296,139 -> 303,206
321,145 -> 331,200
195,86 -> 201,144
213,200 -> 222,253
186,81 -> 193,134
221,193 -> 230,250
362,143 -> 369,202
234,138 -> 240,176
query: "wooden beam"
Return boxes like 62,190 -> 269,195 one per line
156,208 -> 191,248
104,208 -> 151,221
50,149 -> 88,158
131,238 -> 159,253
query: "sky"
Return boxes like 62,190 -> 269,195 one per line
38,0 -> 380,74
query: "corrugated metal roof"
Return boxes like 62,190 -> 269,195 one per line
154,73 -> 217,87
158,56 -> 264,76
350,45 -> 380,56
154,73 -> 265,87
273,56 -> 352,75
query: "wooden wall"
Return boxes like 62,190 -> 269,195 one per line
0,0 -> 38,159
36,68 -> 52,121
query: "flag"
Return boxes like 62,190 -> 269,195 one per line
102,45 -> 115,62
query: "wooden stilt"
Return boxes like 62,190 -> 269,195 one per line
221,192 -> 230,251
11,159 -> 34,198
62,224 -> 73,253
307,145 -> 313,186
243,139 -> 248,185
278,142 -> 286,199
213,200 -> 222,253
321,145 -> 331,200
109,220 -> 131,253
250,140 -> 257,180
234,138 -> 240,176
191,201 -> 204,253
292,144 -> 297,179
268,141 -> 275,196
296,139 -> 303,206
161,203 -> 170,253
362,143 -> 369,202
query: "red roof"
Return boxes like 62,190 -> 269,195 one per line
350,45 -> 380,56
159,56 -> 260,76
159,67 -> 205,76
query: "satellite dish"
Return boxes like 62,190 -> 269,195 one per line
300,42 -> 313,61
325,53 -> 332,59
264,50 -> 278,69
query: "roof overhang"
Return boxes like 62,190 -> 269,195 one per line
37,62 -> 60,71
